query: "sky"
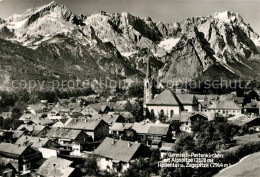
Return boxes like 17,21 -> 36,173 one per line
0,0 -> 259,33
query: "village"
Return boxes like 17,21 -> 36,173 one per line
1,59 -> 260,177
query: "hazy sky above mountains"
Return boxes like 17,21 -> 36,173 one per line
0,0 -> 259,33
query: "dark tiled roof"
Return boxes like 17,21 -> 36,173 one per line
65,118 -> 106,131
147,89 -> 180,105
15,136 -> 50,148
94,137 -> 141,162
45,127 -> 82,140
0,142 -> 28,157
17,124 -> 47,136
176,94 -> 197,105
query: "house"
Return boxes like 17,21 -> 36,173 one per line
19,114 -> 54,126
47,106 -> 64,120
52,118 -> 71,128
160,142 -> 175,159
91,114 -> 125,126
110,123 -> 134,137
26,104 -> 47,115
112,101 -> 129,111
206,101 -> 242,116
36,157 -> 76,177
0,142 -> 42,172
243,100 -> 259,115
0,130 -> 25,143
81,103 -> 111,116
17,124 -> 50,137
45,127 -> 91,153
172,112 -> 208,133
58,99 -> 70,106
15,135 -> 60,158
78,94 -> 100,103
67,103 -> 80,111
65,119 -> 109,141
15,135 -> 59,149
131,122 -> 172,144
94,137 -> 150,173
0,167 -> 13,177
107,96 -> 117,102
229,115 -> 260,131
108,112 -> 135,123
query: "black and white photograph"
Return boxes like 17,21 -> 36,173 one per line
0,0 -> 260,176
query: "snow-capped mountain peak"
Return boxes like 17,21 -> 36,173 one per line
0,1 -> 259,85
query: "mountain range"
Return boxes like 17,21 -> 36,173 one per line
0,1 -> 260,90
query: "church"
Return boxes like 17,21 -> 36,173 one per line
143,58 -> 199,120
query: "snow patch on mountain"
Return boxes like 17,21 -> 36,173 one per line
158,38 -> 180,52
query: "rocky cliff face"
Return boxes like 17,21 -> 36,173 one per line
158,11 -> 260,82
0,1 -> 259,90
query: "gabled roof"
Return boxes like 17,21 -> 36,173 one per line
147,89 -> 181,105
207,101 -> 241,110
15,136 -> 50,148
176,94 -> 197,105
37,157 -> 75,177
94,137 -> 142,163
229,115 -> 259,126
65,118 -> 107,131
17,124 -> 48,136
132,122 -> 170,135
45,127 -> 82,140
32,117 -> 54,126
108,112 -> 134,119
91,114 -> 123,125
110,123 -> 134,132
87,103 -> 109,112
0,142 -> 28,158
19,114 -> 53,125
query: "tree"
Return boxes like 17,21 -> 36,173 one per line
81,156 -> 99,176
122,158 -> 151,177
121,129 -> 138,142
169,120 -> 181,134
128,83 -> 144,98
175,133 -> 195,153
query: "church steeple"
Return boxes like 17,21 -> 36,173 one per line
143,54 -> 154,109
146,57 -> 151,79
